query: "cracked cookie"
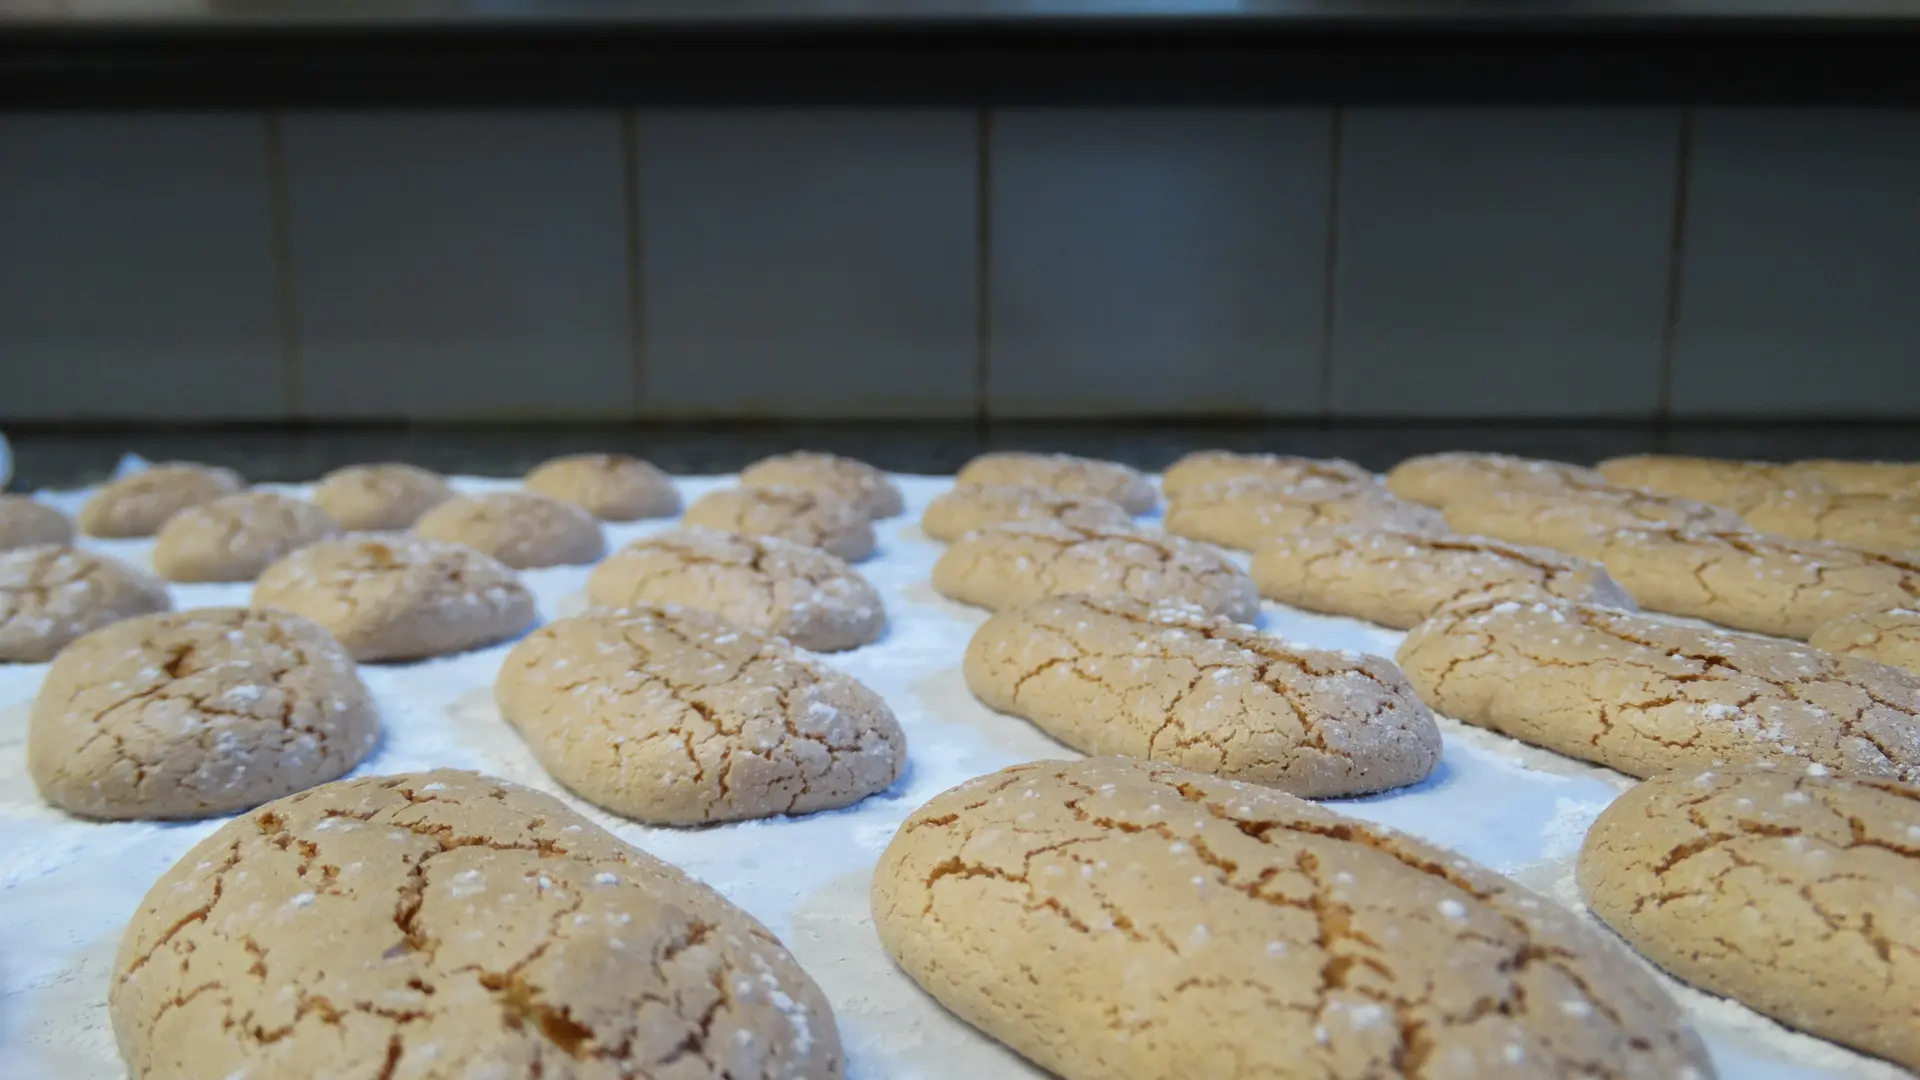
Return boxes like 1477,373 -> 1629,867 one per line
1784,459 -> 1920,496
1741,488 -> 1920,554
79,462 -> 245,538
1588,527 -> 1920,640
1164,477 -> 1445,552
254,536 -> 535,662
111,770 -> 845,1080
920,484 -> 1132,543
1160,452 -> 1373,502
1594,455 -> 1797,514
1440,487 -> 1747,559
1397,597 -> 1920,783
28,606 -> 378,819
0,495 -> 73,551
524,453 -> 681,522
872,757 -> 1713,1080
741,451 -> 903,520
1579,763 -> 1920,1070
415,492 -> 606,570
684,486 -> 875,563
955,452 -> 1156,514
586,528 -> 884,653
1810,607 -> 1920,677
153,492 -> 341,583
964,595 -> 1439,795
498,607 -> 905,825
1384,452 -> 1605,509
0,544 -> 170,662
1251,526 -> 1635,630
312,463 -> 454,531
932,521 -> 1259,623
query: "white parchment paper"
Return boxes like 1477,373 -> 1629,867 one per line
0,473 -> 1906,1079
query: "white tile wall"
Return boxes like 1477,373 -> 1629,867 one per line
987,109 -> 1333,418
0,114 -> 287,419
637,110 -> 979,419
280,112 -> 636,418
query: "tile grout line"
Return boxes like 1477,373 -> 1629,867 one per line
621,110 -> 648,417
262,111 -> 303,418
974,107 -> 994,434
1655,108 -> 1696,443
1316,107 -> 1346,422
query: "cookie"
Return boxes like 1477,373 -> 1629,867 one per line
965,594 -> 1439,795
111,770 -> 843,1080
684,485 -> 875,562
311,462 -> 454,531
1440,486 -> 1746,558
741,451 -> 903,519
932,521 -> 1259,623
1397,596 -> 1920,782
1251,526 -> 1635,630
585,527 -> 884,653
1589,527 -> 1920,640
955,452 -> 1156,514
1810,607 -> 1920,677
78,462 -> 244,538
1594,454 -> 1796,513
1164,476 -> 1445,552
254,536 -> 535,662
414,491 -> 606,569
0,545 -> 171,663
1741,488 -> 1920,554
920,483 -> 1132,543
1160,451 -> 1372,501
1579,763 -> 1920,1070
151,492 -> 340,583
27,607 -> 377,819
523,453 -> 680,522
872,757 -> 1712,1080
497,607 -> 905,824
1384,452 -> 1605,509
0,495 -> 74,551
1785,458 -> 1920,496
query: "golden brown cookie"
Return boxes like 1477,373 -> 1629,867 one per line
1440,486 -> 1746,558
1785,458 -> 1920,496
932,521 -> 1259,623
1579,763 -> 1920,1071
872,757 -> 1713,1080
1589,527 -> 1920,640
1384,451 -> 1604,509
414,491 -> 606,569
741,451 -> 903,519
497,607 -> 905,824
79,462 -> 244,538
955,452 -> 1156,514
1397,596 -> 1920,782
585,527 -> 884,653
152,492 -> 340,583
964,594 -> 1439,795
684,485 -> 875,562
1164,476 -> 1445,552
1251,526 -> 1634,629
1594,454 -> 1797,513
1159,451 -> 1372,501
1810,607 -> 1920,677
523,453 -> 680,522
311,462 -> 453,531
0,495 -> 73,551
1741,488 -> 1920,553
254,536 -> 535,662
919,483 -> 1132,542
27,607 -> 377,819
0,545 -> 171,663
112,770 -> 844,1080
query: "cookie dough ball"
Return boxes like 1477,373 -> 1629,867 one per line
498,607 -> 906,824
152,492 -> 340,583
684,485 -> 874,562
742,451 -> 903,519
1385,451 -> 1603,509
1,545 -> 171,663
956,451 -> 1156,514
920,483 -> 1132,542
1160,451 -> 1372,501
78,462 -> 244,538
524,453 -> 680,522
414,491 -> 605,569
0,495 -> 74,551
27,607 -> 378,820
311,462 -> 453,531
254,536 -> 535,662
1810,607 -> 1920,676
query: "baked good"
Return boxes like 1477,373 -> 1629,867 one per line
1159,451 -> 1372,501
1439,487 -> 1745,558
523,453 -> 680,521
152,492 -> 339,583
1785,458 -> 1920,496
1594,454 -> 1795,513
954,452 -> 1156,514
932,521 -> 1259,623
1809,607 -> 1920,677
1164,477 -> 1445,552
1384,452 -> 1604,509
684,486 -> 875,562
920,484 -> 1131,542
414,491 -> 606,569
0,545 -> 170,662
79,462 -> 244,538
311,463 -> 453,531
740,451 -> 903,519
0,495 -> 74,551
1741,488 -> 1920,554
